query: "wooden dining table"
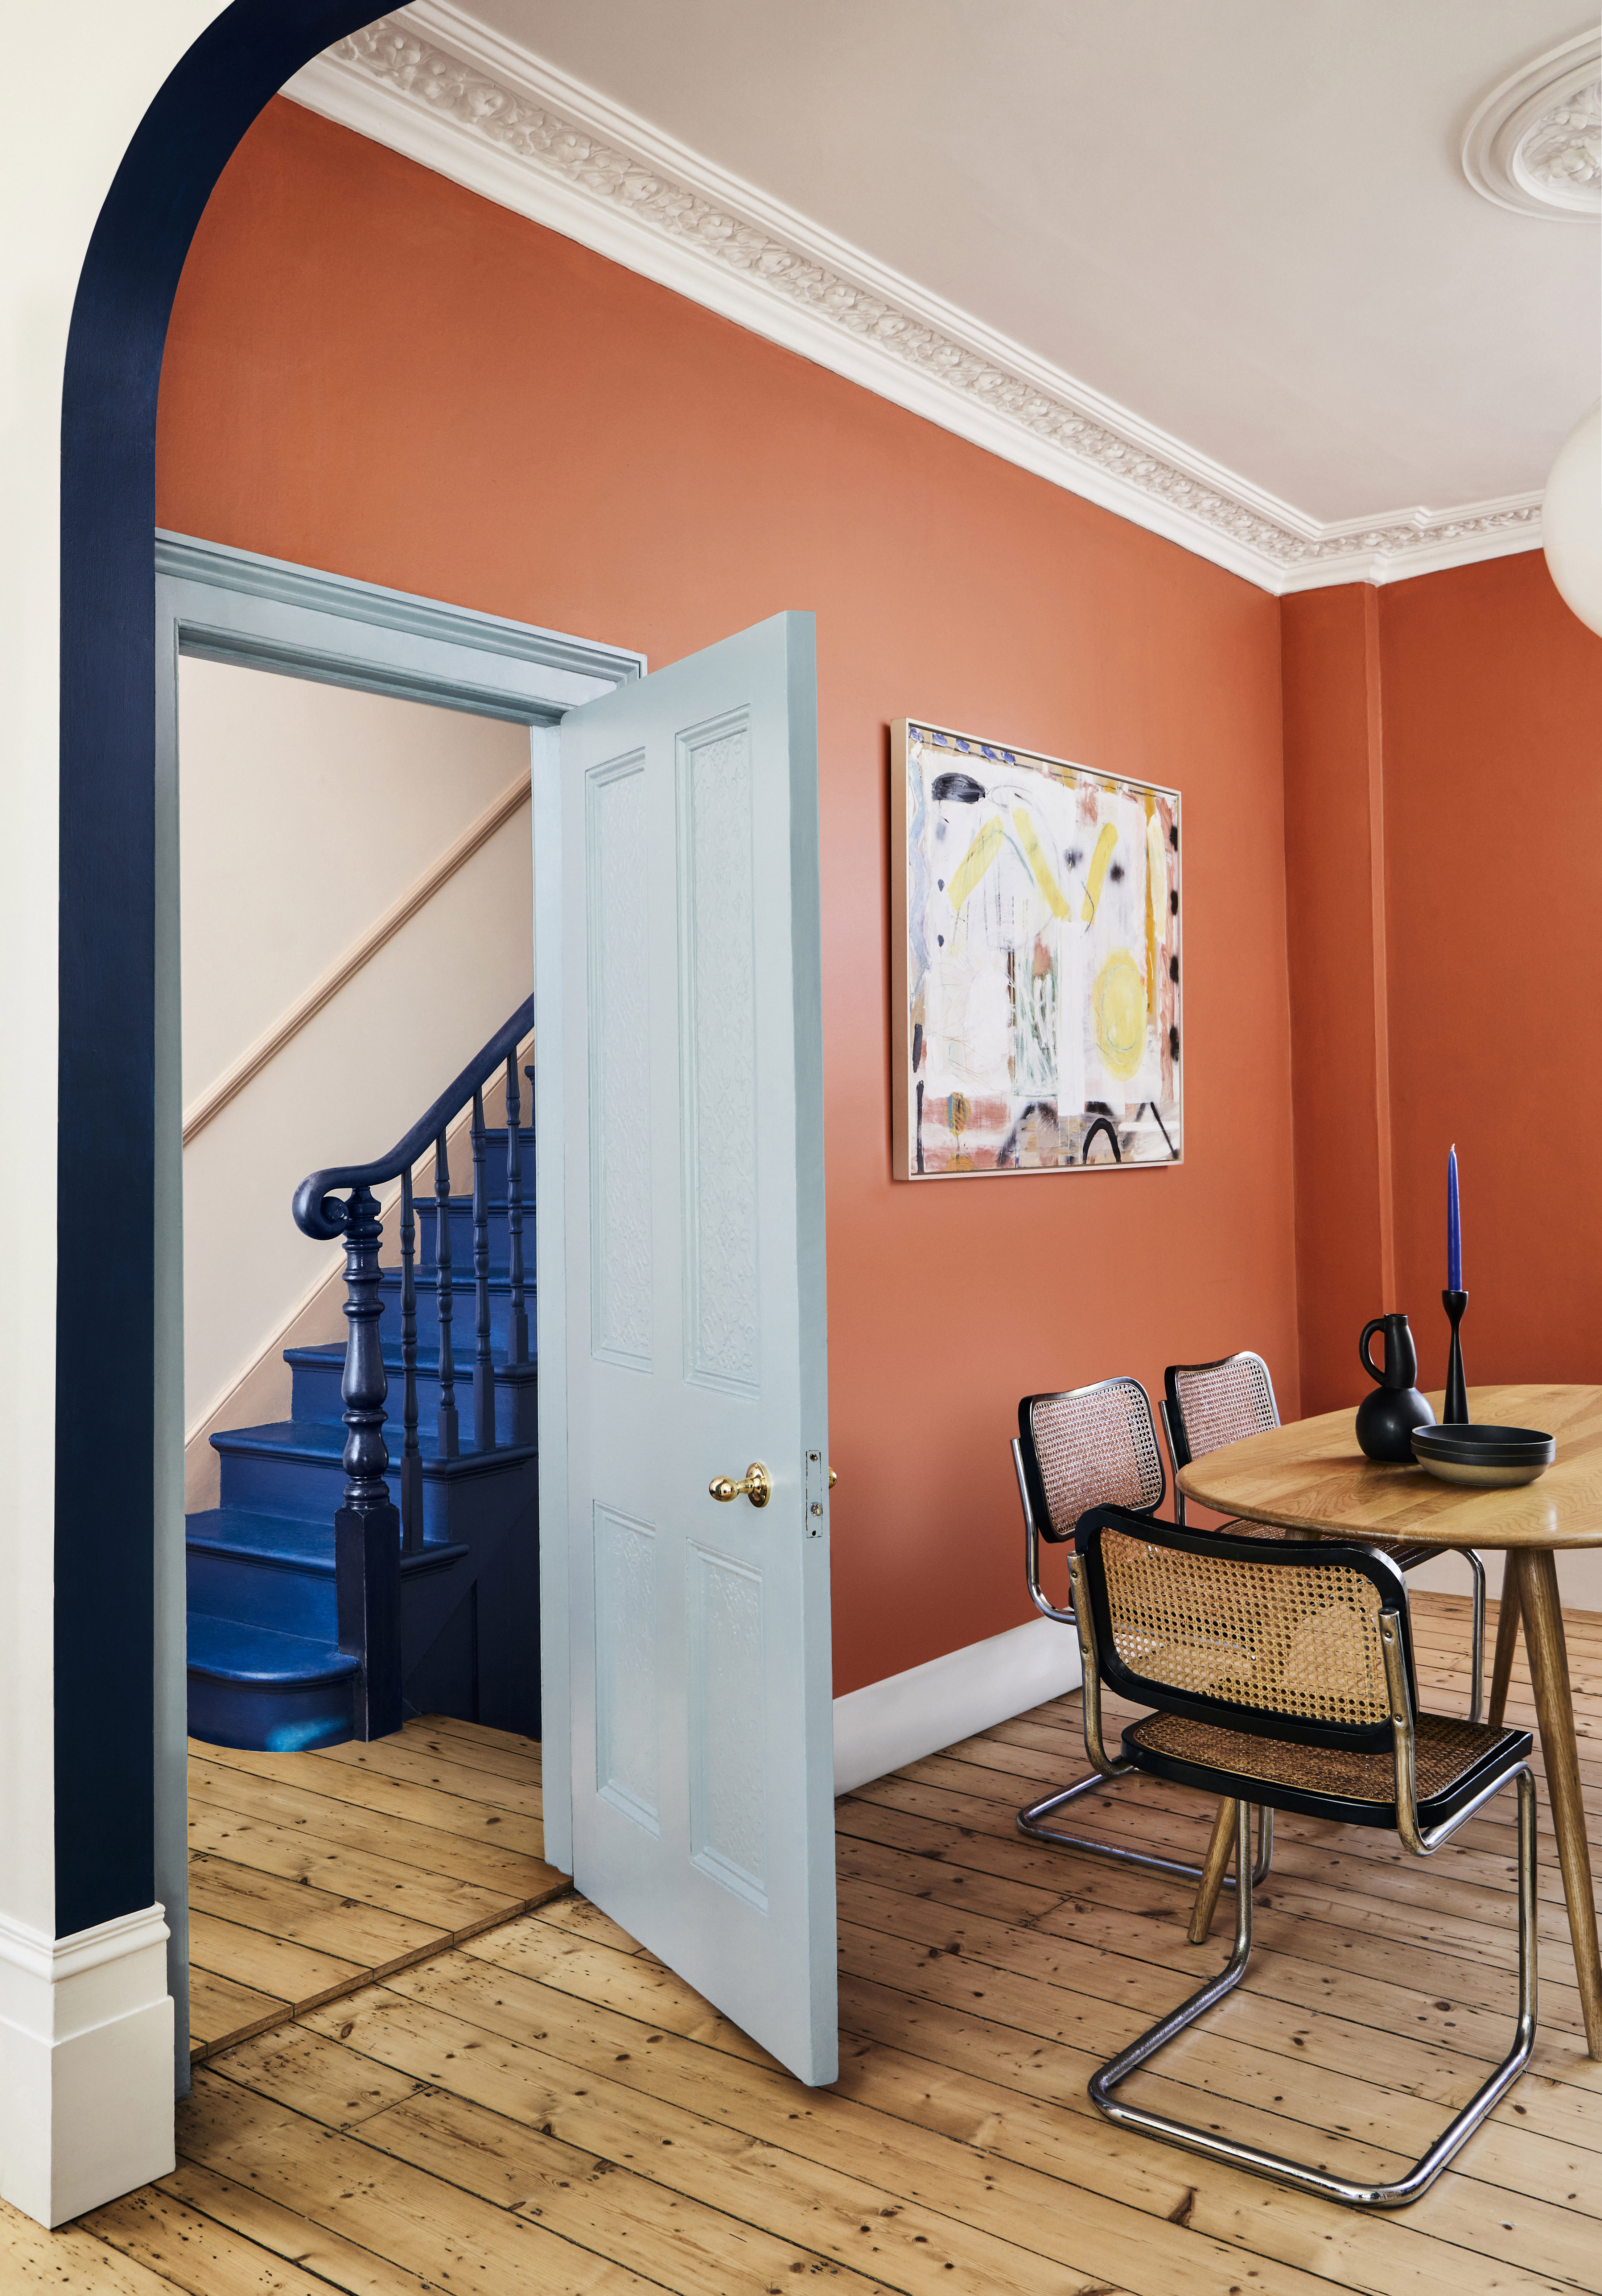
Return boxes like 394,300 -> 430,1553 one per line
1177,1382 -> 1602,2058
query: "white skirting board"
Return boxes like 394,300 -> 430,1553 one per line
834,1614 -> 1082,1797
0,1903 -> 175,2226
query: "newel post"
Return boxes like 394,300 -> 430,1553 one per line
333,1183 -> 402,1738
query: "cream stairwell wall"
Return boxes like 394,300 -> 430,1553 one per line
180,658 -> 533,1503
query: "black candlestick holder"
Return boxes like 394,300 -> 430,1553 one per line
1442,1288 -> 1469,1424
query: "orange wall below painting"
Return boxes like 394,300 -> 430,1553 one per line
156,99 -> 1300,1696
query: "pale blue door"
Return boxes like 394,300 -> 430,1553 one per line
559,612 -> 836,2085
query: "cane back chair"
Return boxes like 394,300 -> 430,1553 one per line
1070,1506 -> 1537,2209
1012,1376 -> 1272,1891
1161,1351 -> 1487,1721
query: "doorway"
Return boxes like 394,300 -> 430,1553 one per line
157,528 -> 642,2072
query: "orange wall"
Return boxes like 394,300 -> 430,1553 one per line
1280,556 -> 1602,1421
1280,587 -> 1396,1414
156,98 -> 1300,1696
1381,554 -> 1602,1397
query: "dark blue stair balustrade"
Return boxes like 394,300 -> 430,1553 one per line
186,1005 -> 540,1752
285,1335 -> 538,1450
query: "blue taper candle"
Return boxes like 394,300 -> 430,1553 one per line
1447,1144 -> 1462,1291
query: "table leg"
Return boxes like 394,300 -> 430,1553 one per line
1187,1799 -> 1237,1946
1514,1548 -> 1602,2057
1488,1572 -> 1523,1728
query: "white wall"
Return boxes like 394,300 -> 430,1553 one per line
179,659 -> 533,1436
1408,1545 -> 1602,1613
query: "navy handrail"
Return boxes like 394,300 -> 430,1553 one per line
293,996 -> 534,1240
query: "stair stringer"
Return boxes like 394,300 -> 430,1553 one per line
401,1483 -> 540,1739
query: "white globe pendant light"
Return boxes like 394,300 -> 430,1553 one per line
1543,400 -> 1602,637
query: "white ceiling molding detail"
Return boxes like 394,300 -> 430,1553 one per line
1462,28 -> 1601,218
285,4 -> 1543,597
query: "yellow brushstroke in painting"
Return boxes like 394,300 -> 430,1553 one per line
1009,809 -> 1073,919
1079,821 -> 1119,923
1093,949 -> 1147,1079
1079,805 -> 1149,1081
944,813 -> 1004,912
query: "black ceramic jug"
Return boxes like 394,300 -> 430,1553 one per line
1355,1312 -> 1437,1463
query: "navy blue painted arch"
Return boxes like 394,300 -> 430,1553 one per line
57,2 -> 380,1937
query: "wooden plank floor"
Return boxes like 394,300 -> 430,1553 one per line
187,1713 -> 569,2060
11,1594 -> 1602,2293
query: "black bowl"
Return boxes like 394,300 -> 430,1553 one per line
1411,1424 -> 1554,1487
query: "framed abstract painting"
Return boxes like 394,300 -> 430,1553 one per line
891,719 -> 1182,1180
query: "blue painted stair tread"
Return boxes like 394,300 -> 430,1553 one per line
187,1506 -> 470,1574
189,1611 -> 357,1685
212,1417 -> 535,1463
186,1090 -> 540,1753
188,1611 -> 359,1754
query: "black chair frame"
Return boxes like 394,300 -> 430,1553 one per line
1159,1352 -> 1487,1724
1013,1378 -> 1272,1892
1068,1505 -> 1538,2209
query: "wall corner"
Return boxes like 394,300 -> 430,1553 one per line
1280,583 -> 1394,1415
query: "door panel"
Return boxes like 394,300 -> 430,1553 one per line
561,612 -> 835,2085
679,712 -> 760,1395
593,1504 -> 659,1833
585,756 -> 652,1370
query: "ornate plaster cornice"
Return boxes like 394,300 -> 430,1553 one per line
285,4 -> 1543,596
1462,29 -> 1601,219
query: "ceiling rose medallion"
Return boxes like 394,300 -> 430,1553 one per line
1462,28 -> 1601,217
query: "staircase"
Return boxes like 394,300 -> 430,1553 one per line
186,1000 -> 541,1754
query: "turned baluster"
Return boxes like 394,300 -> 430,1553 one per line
398,1167 -> 424,1554
505,1052 -> 529,1367
435,1130 -> 459,1457
332,1184 -> 401,1738
471,1088 -> 496,1451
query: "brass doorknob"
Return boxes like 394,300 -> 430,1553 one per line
709,1461 -> 771,1508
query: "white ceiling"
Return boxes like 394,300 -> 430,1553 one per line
287,3 -> 1601,587
456,0 -> 1598,520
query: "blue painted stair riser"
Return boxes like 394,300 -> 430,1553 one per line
288,1346 -> 538,1449
378,1272 -> 535,1358
186,1089 -> 540,1751
214,1421 -> 536,1541
416,1199 -> 538,1279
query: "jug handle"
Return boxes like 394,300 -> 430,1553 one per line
1359,1319 -> 1387,1386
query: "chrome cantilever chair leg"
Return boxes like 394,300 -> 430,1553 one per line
1016,1773 -> 1274,1887
1464,1548 -> 1487,1725
1015,1439 -> 1272,1891
1089,1772 -> 1537,2208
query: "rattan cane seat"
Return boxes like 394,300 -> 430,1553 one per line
1355,1536 -> 1437,1570
1165,1355 -> 1450,1580
1123,1708 -> 1531,1828
1072,1504 -> 1539,2209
